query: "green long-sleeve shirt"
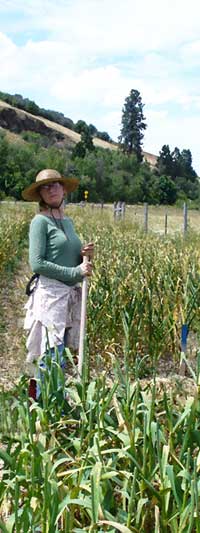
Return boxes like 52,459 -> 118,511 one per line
29,214 -> 83,286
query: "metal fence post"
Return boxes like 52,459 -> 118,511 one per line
121,202 -> 126,220
183,203 -> 188,235
144,203 -> 148,233
113,202 -> 117,221
164,211 -> 168,235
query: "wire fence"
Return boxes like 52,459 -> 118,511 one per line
68,201 -> 199,235
1,199 -> 199,235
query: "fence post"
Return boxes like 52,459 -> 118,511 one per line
144,203 -> 148,233
114,201 -> 120,220
122,202 -> 126,220
113,202 -> 117,221
164,211 -> 168,235
183,202 -> 188,235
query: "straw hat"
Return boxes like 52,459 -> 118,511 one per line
22,169 -> 79,201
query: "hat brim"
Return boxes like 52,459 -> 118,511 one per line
22,176 -> 79,201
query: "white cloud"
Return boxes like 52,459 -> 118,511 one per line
181,40 -> 200,66
0,35 -> 76,89
0,32 -> 21,80
146,110 -> 168,121
145,114 -> 200,174
36,0 -> 200,55
0,30 -> 16,55
93,110 -> 122,139
51,66 -> 130,106
1,0 -> 200,55
0,1 -> 200,174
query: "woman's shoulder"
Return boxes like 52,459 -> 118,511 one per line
62,216 -> 74,227
30,213 -> 49,228
64,215 -> 73,223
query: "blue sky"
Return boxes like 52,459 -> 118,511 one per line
1,0 -> 200,173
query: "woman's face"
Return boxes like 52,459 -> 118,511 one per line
39,181 -> 65,207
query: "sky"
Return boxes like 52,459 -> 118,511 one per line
1,0 -> 200,173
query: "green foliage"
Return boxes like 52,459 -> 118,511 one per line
88,123 -> 98,136
25,99 -> 40,115
0,134 -> 72,200
0,127 -> 199,204
156,144 -> 174,177
72,141 -> 87,159
72,125 -> 95,159
152,175 -> 177,204
0,133 -> 9,197
0,349 -> 200,531
74,119 -> 88,134
0,205 -> 31,276
65,207 -> 200,364
119,89 -> 147,162
156,145 -> 199,200
21,131 -> 50,148
72,124 -> 95,159
1,205 -> 200,529
0,87 -> 199,203
96,130 -> 112,142
81,128 -> 95,152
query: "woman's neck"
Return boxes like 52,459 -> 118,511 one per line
40,206 -> 65,219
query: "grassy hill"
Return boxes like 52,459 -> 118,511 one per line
0,99 -> 157,166
0,99 -> 117,149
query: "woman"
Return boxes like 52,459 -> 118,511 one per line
22,168 -> 94,399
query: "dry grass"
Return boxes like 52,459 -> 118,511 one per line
66,203 -> 200,235
0,98 -> 118,151
0,126 -> 27,145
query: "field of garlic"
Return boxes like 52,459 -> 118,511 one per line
0,203 -> 200,532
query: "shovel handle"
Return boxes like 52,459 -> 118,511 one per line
78,256 -> 88,377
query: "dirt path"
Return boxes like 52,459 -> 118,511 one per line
0,249 -> 31,389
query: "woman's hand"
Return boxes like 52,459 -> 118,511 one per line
80,260 -> 93,277
81,242 -> 94,260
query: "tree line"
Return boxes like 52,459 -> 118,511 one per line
0,88 -> 199,205
0,129 -> 198,205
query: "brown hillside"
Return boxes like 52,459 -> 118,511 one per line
143,151 -> 158,167
0,99 -> 157,165
0,99 -> 117,151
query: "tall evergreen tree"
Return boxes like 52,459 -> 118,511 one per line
171,147 -> 182,179
118,89 -> 146,162
157,145 -> 197,182
156,145 -> 174,177
74,120 -> 88,134
180,149 -> 197,180
72,126 -> 94,159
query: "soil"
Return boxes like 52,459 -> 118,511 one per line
0,249 -> 31,389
